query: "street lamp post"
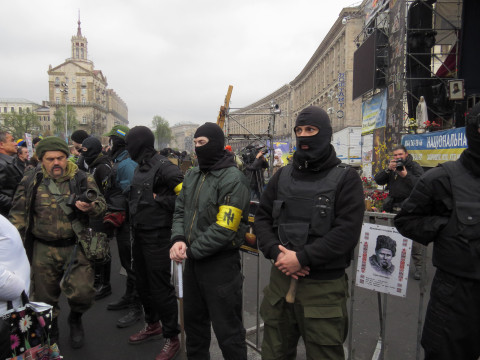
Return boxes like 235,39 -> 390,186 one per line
61,79 -> 69,143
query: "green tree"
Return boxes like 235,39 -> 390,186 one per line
1,111 -> 41,139
152,115 -> 173,149
53,105 -> 78,139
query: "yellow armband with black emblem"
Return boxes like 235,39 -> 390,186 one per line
216,205 -> 242,232
173,182 -> 183,195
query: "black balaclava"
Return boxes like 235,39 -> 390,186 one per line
109,135 -> 126,157
81,137 -> 102,166
125,126 -> 156,163
460,102 -> 480,176
293,106 -> 338,171
194,122 -> 225,172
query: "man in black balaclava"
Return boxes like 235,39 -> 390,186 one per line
80,137 -> 113,301
170,122 -> 250,359
125,126 -> 184,360
254,106 -> 365,359
395,103 -> 480,360
102,125 -> 141,328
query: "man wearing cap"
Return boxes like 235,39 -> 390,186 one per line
395,103 -> 480,360
0,131 -> 22,217
9,136 -> 107,349
369,235 -> 397,276
102,125 -> 142,329
170,122 -> 250,359
125,126 -> 183,360
254,106 -> 364,359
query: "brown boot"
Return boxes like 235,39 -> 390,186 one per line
128,322 -> 163,344
155,336 -> 180,360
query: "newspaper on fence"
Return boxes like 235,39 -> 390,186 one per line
356,223 -> 412,297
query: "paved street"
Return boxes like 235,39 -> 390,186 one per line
57,235 -> 433,360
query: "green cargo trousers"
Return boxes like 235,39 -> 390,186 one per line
260,266 -> 348,360
30,241 -> 95,318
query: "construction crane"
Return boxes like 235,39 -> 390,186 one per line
216,85 -> 233,130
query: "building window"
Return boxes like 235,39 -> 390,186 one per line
82,78 -> 86,86
76,48 -> 79,58
81,49 -> 84,59
82,98 -> 86,105
55,77 -> 60,85
56,88 -> 60,94
11,107 -> 14,112
82,115 -> 87,124
3,107 -> 6,113
81,88 -> 86,95
72,97 -> 76,103
56,98 -> 60,104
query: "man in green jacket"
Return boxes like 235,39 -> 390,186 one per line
170,122 -> 250,360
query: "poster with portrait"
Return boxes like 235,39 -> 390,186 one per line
356,223 -> 412,297
448,79 -> 464,100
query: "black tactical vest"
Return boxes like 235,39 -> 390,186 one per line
129,154 -> 173,229
434,161 -> 480,279
273,164 -> 349,270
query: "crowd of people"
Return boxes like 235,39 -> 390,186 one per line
1,102 -> 480,360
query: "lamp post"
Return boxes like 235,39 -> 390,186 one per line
60,79 -> 69,143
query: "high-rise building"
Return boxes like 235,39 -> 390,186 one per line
47,16 -> 128,141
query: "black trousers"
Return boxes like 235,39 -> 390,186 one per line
184,251 -> 247,360
132,227 -> 179,338
116,221 -> 137,297
422,269 -> 480,360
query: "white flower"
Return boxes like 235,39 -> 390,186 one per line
20,314 -> 32,332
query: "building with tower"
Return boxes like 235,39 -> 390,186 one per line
47,16 -> 128,141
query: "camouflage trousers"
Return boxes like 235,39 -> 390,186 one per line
260,266 -> 348,360
30,241 -> 95,318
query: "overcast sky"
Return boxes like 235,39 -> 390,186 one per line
0,0 -> 358,128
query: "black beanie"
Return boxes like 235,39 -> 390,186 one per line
125,126 -> 156,163
194,122 -> 225,171
81,137 -> 103,165
71,130 -> 89,144
293,106 -> 337,170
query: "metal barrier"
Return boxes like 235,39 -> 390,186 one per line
240,210 -> 428,359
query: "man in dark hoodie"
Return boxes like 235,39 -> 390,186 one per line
80,136 -> 113,300
254,106 -> 364,359
170,122 -> 250,360
394,103 -> 480,360
102,125 -> 142,329
126,126 -> 183,360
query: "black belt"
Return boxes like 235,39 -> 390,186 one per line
34,236 -> 76,247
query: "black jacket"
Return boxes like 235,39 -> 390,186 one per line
0,153 -> 23,216
374,154 -> 424,203
245,156 -> 268,190
254,163 -> 365,279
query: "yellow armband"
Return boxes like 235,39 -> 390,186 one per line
216,205 -> 242,231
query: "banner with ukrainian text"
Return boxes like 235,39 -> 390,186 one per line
362,90 -> 387,135
401,127 -> 467,167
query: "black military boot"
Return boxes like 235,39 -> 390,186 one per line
68,311 -> 85,349
107,280 -> 134,310
116,301 -> 143,328
95,259 -> 112,300
49,317 -> 59,345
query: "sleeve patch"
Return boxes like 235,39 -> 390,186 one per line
173,182 -> 183,195
216,205 -> 242,232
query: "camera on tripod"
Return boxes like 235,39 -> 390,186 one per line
395,159 -> 405,171
240,145 -> 267,165
66,189 -> 99,208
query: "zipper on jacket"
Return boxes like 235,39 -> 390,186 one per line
187,174 -> 207,245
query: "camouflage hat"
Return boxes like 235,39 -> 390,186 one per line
103,125 -> 130,139
35,136 -> 69,160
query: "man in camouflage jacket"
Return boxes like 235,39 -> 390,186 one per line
9,137 -> 106,349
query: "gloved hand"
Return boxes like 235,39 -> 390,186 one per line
103,211 -> 126,228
